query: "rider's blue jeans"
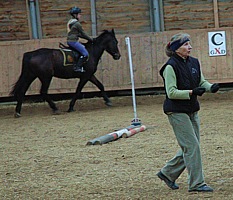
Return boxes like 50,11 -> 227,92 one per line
67,41 -> 89,57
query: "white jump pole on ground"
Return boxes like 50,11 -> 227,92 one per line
125,37 -> 141,126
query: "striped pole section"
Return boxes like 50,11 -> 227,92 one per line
86,125 -> 144,145
122,125 -> 146,138
86,128 -> 129,145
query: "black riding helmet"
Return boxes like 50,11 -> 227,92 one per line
70,7 -> 81,18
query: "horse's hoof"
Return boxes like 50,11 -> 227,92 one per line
67,108 -> 75,112
14,113 -> 21,118
105,101 -> 112,106
52,110 -> 61,115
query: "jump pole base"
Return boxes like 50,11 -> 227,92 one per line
131,118 -> 141,126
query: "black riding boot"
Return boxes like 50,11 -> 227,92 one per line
73,56 -> 88,72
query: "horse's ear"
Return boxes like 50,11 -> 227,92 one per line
111,29 -> 115,35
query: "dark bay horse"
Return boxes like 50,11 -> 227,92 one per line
10,29 -> 121,117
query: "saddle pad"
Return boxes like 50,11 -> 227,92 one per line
59,49 -> 74,66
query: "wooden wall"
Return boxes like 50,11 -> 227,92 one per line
96,0 -> 151,34
1,28 -> 233,98
1,1 -> 233,41
39,0 -> 91,38
163,0 -> 215,30
0,0 -> 151,41
1,1 -> 233,98
218,0 -> 233,27
0,1 -> 29,41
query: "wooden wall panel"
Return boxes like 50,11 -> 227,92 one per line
95,0 -> 151,35
1,1 -> 233,41
218,0 -> 233,27
1,28 -> 233,98
0,1 -> 29,41
39,0 -> 92,38
163,0 -> 215,30
0,45 -> 8,94
115,37 -> 132,90
30,0 -> 233,36
140,36 -> 153,85
225,29 -> 233,78
131,36 -> 141,88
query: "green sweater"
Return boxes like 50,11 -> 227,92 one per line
67,19 -> 92,42
163,64 -> 213,100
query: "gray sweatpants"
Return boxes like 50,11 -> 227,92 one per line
160,112 -> 206,190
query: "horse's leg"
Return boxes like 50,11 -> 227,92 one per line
39,77 -> 59,114
89,75 -> 112,106
15,75 -> 36,117
68,78 -> 89,112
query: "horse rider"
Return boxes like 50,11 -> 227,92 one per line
67,7 -> 93,72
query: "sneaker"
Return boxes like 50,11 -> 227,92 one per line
157,171 -> 179,190
189,184 -> 214,192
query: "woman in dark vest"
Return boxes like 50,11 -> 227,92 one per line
157,33 -> 219,192
67,7 -> 93,72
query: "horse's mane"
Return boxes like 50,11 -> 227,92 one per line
83,30 -> 115,48
83,30 -> 112,47
96,30 -> 114,39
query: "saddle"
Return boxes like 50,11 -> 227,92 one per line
59,43 -> 80,66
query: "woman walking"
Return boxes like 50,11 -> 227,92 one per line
157,33 -> 219,192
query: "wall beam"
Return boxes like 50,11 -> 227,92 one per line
90,0 -> 97,36
213,0 -> 219,28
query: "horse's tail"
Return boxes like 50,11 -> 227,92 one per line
10,52 -> 33,97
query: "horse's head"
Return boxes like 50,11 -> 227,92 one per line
97,29 -> 121,60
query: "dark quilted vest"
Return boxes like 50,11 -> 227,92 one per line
160,54 -> 201,113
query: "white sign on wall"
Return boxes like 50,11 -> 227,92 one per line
208,31 -> 226,56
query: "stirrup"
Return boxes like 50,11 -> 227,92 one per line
74,66 -> 85,72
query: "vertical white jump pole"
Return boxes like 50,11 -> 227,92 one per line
125,37 -> 141,126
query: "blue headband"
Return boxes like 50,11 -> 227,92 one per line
170,38 -> 190,51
